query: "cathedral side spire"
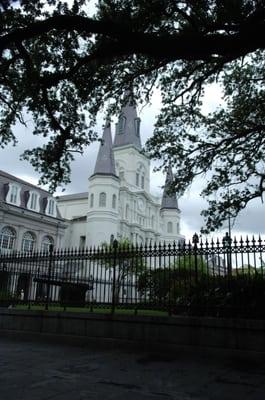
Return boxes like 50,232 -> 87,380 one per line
161,166 -> 179,210
113,89 -> 142,150
92,119 -> 116,176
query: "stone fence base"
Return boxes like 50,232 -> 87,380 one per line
1,309 -> 265,353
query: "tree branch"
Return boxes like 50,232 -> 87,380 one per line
1,14 -> 265,63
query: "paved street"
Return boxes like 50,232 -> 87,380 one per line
1,335 -> 265,399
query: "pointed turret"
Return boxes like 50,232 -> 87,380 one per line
113,90 -> 141,149
93,120 -> 116,177
161,166 -> 179,210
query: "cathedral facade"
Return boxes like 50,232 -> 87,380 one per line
57,94 -> 184,248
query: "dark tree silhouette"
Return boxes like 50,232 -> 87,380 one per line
1,1 -> 265,231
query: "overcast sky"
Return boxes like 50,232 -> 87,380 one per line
1,84 -> 264,241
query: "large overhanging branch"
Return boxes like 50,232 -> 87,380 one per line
1,14 -> 265,62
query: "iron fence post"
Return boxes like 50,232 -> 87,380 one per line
45,244 -> 54,311
111,240 -> 118,314
192,233 -> 199,284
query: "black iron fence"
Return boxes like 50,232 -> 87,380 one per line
1,235 -> 265,318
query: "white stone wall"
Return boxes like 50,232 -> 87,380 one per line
0,207 -> 67,252
160,208 -> 185,244
57,197 -> 88,220
86,174 -> 120,247
113,145 -> 150,193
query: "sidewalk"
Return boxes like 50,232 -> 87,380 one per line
1,335 -> 265,399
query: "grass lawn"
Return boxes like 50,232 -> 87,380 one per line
14,304 -> 168,317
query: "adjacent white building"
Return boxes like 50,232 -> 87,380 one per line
0,170 -> 67,254
57,93 -> 185,248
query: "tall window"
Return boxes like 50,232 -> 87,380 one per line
10,185 -> 18,204
0,227 -> 16,252
99,192 -> 106,207
46,198 -> 56,216
136,173 -> 139,187
90,193 -> 94,208
167,222 -> 173,233
41,236 -> 54,252
30,192 -> 38,210
112,194 -> 117,209
119,170 -> 125,180
21,232 -> 35,253
79,236 -> 86,250
177,223 -> 180,234
141,175 -> 145,189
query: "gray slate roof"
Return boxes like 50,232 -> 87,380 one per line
56,192 -> 88,202
113,90 -> 142,150
161,166 -> 179,210
92,121 -> 117,177
0,170 -> 62,219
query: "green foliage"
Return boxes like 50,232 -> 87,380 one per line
1,1 -> 265,229
173,274 -> 265,318
100,238 -> 146,273
138,255 -> 207,302
0,289 -> 18,302
173,255 -> 208,275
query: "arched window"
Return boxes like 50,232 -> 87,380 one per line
118,116 -> 126,134
136,173 -> 139,186
41,236 -> 54,253
0,226 -> 16,252
176,223 -> 180,234
167,222 -> 173,233
112,194 -> 116,209
99,192 -> 106,207
119,169 -> 125,180
141,175 -> 145,189
90,193 -> 94,208
21,232 -> 35,253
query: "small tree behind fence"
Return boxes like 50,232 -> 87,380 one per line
0,235 -> 265,318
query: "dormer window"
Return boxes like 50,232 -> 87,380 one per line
6,183 -> 21,206
28,191 -> 40,212
46,198 -> 56,216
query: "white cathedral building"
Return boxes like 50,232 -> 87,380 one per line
57,93 -> 185,248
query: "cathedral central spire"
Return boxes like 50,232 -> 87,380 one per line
113,90 -> 142,150
92,119 -> 116,177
